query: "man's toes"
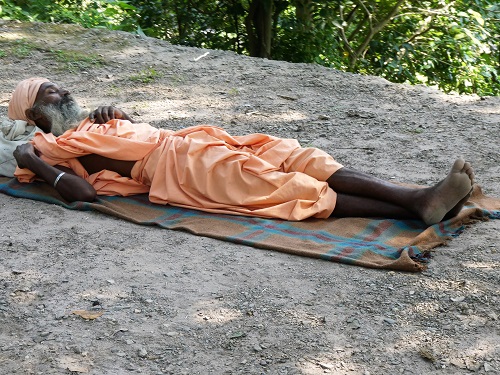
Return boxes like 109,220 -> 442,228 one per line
452,158 -> 466,171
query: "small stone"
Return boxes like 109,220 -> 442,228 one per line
107,279 -> 115,284
450,358 -> 467,369
383,318 -> 396,325
137,347 -> 148,358
484,362 -> 494,372
319,362 -> 334,370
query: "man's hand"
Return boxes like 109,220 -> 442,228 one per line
89,106 -> 134,124
14,143 -> 96,202
13,143 -> 38,170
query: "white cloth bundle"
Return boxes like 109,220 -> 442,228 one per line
0,118 -> 39,177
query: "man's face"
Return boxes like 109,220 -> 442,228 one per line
31,82 -> 87,135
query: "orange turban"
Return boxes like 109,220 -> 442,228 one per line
8,77 -> 50,125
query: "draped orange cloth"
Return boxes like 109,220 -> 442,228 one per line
15,119 -> 343,220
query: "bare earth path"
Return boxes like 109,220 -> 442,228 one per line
0,21 -> 499,375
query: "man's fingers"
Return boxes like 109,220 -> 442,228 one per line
90,106 -> 132,123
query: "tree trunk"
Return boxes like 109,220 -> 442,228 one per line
245,0 -> 274,58
295,0 -> 313,31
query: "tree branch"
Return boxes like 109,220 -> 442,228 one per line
351,0 -> 407,67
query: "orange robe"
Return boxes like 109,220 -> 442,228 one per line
15,119 -> 343,220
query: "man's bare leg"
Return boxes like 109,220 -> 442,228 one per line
327,159 -> 474,225
331,194 -> 418,220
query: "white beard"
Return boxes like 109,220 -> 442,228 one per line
35,99 -> 88,136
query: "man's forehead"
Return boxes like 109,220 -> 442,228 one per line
39,82 -> 58,91
35,82 -> 59,102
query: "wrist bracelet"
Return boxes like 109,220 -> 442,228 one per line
53,172 -> 66,188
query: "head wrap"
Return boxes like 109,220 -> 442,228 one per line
7,77 -> 50,125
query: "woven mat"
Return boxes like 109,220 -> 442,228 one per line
1,177 -> 499,272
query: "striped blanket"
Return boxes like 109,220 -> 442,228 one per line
1,177 -> 499,272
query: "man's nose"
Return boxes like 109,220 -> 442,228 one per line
60,88 -> 70,96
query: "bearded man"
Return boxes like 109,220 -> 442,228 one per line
1,77 -> 130,176
11,77 -> 475,225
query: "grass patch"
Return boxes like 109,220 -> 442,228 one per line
0,38 -> 38,59
130,68 -> 162,83
51,49 -> 105,72
0,37 -> 105,73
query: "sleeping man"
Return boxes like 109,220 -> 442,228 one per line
10,77 -> 474,224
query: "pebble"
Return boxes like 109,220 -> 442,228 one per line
383,318 -> 396,325
319,362 -> 334,370
137,347 -> 148,358
484,363 -> 494,372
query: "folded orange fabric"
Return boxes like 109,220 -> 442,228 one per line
15,119 -> 343,220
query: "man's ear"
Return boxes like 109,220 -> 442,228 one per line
25,107 -> 41,122
24,108 -> 42,123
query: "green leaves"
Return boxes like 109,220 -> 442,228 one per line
4,0 -> 499,96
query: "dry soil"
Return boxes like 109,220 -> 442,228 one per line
0,21 -> 499,375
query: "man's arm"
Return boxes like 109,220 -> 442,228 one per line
14,143 -> 96,202
89,106 -> 135,124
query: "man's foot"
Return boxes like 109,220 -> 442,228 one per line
417,159 -> 475,225
443,188 -> 473,220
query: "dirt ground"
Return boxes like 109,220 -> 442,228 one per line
0,21 -> 499,375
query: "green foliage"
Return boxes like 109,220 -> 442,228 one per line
2,0 -> 139,31
2,0 -> 499,96
130,0 -> 246,52
354,0 -> 500,95
0,0 -> 35,20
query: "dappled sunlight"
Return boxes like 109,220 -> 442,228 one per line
295,351 -> 365,374
79,288 -> 129,305
462,261 -> 499,270
1,269 -> 45,304
192,301 -> 243,324
0,31 -> 26,41
408,301 -> 441,317
119,46 -> 151,57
